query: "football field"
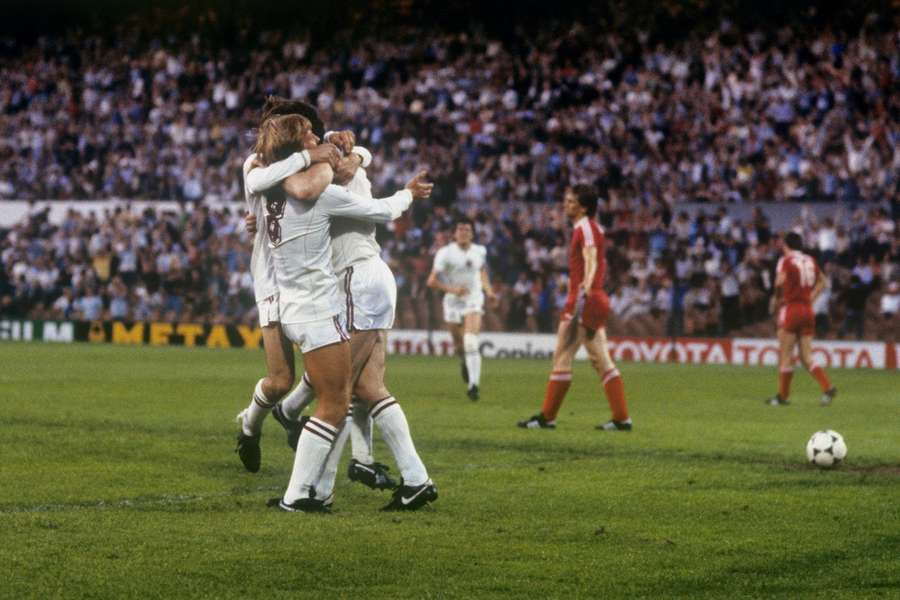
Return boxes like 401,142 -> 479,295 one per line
2,341 -> 898,599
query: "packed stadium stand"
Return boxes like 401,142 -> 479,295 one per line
1,0 -> 897,339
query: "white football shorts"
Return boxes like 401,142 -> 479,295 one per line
443,291 -> 485,324
281,313 -> 350,354
257,294 -> 281,328
337,257 -> 397,331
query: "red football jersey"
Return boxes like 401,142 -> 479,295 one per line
569,216 -> 606,294
777,251 -> 821,305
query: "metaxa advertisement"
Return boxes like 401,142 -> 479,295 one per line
1,319 -> 895,370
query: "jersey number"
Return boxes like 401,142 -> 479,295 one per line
797,256 -> 816,287
264,192 -> 286,245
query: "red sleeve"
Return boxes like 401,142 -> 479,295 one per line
571,226 -> 584,251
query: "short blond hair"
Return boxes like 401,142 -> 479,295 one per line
254,114 -> 312,166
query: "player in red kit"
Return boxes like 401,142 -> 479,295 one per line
518,185 -> 632,431
767,231 -> 837,406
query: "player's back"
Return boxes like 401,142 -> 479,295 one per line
779,251 -> 819,305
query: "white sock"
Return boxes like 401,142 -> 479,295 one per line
281,372 -> 315,421
283,417 -> 337,503
463,333 -> 481,388
371,397 -> 428,486
313,415 -> 351,499
349,397 -> 374,464
242,379 -> 274,436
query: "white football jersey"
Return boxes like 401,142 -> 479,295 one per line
330,167 -> 381,274
268,184 -> 412,324
243,151 -> 310,302
432,242 -> 487,299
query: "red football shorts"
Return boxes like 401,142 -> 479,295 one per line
778,303 -> 814,336
562,290 -> 610,332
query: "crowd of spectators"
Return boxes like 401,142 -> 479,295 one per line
0,13 -> 897,207
1,11 -> 898,339
2,199 -> 897,340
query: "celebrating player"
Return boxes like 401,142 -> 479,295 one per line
766,231 -> 837,406
234,101 -> 340,474
252,114 -> 432,512
426,218 -> 497,400
236,97 -> 394,492
246,100 -> 437,511
517,185 -> 632,431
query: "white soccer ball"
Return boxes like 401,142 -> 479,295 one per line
806,430 -> 847,468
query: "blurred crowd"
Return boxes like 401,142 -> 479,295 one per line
0,16 -> 897,206
2,200 -> 897,340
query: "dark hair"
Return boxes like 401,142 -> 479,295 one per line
261,96 -> 325,139
455,217 -> 474,229
784,231 -> 803,250
569,184 -> 598,216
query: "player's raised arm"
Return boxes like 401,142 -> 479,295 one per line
245,151 -> 311,194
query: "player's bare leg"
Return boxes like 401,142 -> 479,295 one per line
275,327 -> 377,447
462,312 -> 483,399
584,327 -> 631,430
448,321 -> 467,384
280,340 -> 351,507
518,317 -> 582,429
312,329 -> 396,496
354,332 -> 436,510
236,324 -> 295,472
797,334 -> 836,405
768,329 -> 796,405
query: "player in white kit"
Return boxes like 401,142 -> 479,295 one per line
234,99 -> 341,474
245,100 -> 438,510
427,218 -> 497,400
250,113 -> 433,512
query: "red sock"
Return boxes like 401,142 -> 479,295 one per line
778,368 -> 794,400
602,368 -> 629,422
541,371 -> 572,421
809,364 -> 831,392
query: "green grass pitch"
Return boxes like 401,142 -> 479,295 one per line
1,341 -> 898,599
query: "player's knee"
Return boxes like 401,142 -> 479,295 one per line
355,382 -> 389,403
268,372 -> 294,400
316,388 -> 351,425
463,333 -> 479,354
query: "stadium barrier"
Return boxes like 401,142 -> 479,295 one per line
1,318 -> 895,369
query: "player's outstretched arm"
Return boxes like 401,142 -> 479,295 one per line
320,170 -> 433,223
